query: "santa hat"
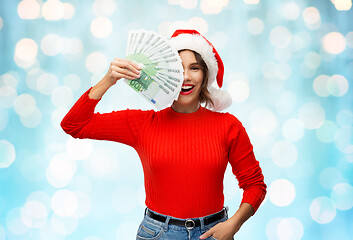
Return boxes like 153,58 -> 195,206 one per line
169,29 -> 232,111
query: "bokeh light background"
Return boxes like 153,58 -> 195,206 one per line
1,0 -> 353,239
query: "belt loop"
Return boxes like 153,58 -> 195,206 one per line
164,216 -> 171,231
200,216 -> 205,231
225,206 -> 229,216
144,207 -> 148,216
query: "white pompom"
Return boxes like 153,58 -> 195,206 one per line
207,86 -> 232,111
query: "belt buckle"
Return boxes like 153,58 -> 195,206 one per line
185,219 -> 195,230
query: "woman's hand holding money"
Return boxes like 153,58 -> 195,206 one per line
88,58 -> 141,100
107,58 -> 141,85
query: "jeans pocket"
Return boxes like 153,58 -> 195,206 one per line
136,221 -> 165,240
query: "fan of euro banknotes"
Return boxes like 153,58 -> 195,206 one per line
124,30 -> 184,110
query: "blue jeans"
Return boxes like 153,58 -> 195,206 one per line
136,207 -> 232,240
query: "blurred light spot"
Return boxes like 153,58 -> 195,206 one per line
303,7 -> 321,29
158,21 -> 173,37
0,86 -> 17,108
269,26 -> 292,48
0,17 -> 3,29
322,32 -> 346,54
304,51 -> 321,69
18,0 -> 41,19
210,31 -> 228,50
275,63 -> 291,80
334,126 -> 353,154
277,217 -> 304,240
66,138 -> 93,161
271,141 -> 298,168
282,119 -> 304,142
331,183 -> 353,210
38,222 -> 65,240
282,2 -> 300,20
62,2 -> 75,19
27,192 -> 51,210
41,34 -> 63,56
90,17 -> 112,38
50,215 -> 78,235
247,17 -> 264,35
20,107 -> 42,128
250,108 -> 277,136
37,73 -> 59,95
187,17 -> 208,35
14,94 -> 37,117
291,32 -> 311,52
46,153 -> 76,188
244,0 -> 260,4
26,68 -> 44,91
6,208 -> 29,235
51,86 -> 73,108
93,0 -> 117,16
313,75 -> 330,97
327,74 -> 349,96
42,0 -> 65,21
73,191 -> 91,218
63,74 -> 81,90
319,167 -> 345,190
266,217 -> 282,240
299,102 -> 325,129
332,0 -> 352,11
85,51 -> 108,73
310,196 -> 336,224
51,108 -> 68,129
14,38 -> 38,68
111,187 -> 138,213
1,73 -> 18,88
336,109 -> 353,127
0,140 -> 16,168
21,200 -> 48,228
181,0 -> 198,8
0,109 -> 8,131
116,221 -> 141,239
86,147 -> 120,177
51,190 -> 78,217
316,120 -> 338,143
227,80 -> 249,103
269,179 -> 296,207
275,47 -> 292,62
346,32 -> 353,48
200,0 -> 229,14
62,37 -> 83,55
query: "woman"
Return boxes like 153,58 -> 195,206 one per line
61,29 -> 267,240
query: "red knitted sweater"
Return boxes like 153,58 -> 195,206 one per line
61,88 -> 267,218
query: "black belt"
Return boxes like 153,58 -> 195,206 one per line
145,208 -> 227,230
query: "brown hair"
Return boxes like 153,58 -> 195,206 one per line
179,50 -> 214,108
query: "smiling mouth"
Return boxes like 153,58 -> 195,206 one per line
180,85 -> 195,95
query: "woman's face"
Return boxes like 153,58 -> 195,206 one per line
175,50 -> 204,106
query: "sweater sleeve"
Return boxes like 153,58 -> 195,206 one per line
60,87 -> 154,147
226,114 -> 267,214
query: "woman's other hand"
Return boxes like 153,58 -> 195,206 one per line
199,219 -> 239,240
